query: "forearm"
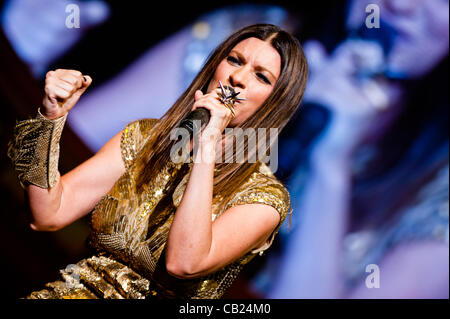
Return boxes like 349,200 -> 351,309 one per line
8,109 -> 67,230
26,176 -> 64,231
166,137 -> 217,275
9,69 -> 93,231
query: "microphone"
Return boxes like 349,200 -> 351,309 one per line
179,107 -> 211,137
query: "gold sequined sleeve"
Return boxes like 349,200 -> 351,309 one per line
120,118 -> 159,170
7,109 -> 67,188
223,172 -> 291,255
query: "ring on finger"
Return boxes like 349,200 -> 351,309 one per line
223,101 -> 236,117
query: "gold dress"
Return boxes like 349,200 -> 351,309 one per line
26,119 -> 291,299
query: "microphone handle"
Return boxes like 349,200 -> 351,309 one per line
179,108 -> 211,136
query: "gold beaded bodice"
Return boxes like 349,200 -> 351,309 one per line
27,118 -> 291,299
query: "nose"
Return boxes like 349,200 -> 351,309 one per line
229,67 -> 247,90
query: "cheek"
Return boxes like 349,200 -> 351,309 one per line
214,62 -> 229,80
248,84 -> 272,108
230,85 -> 273,127
208,63 -> 229,92
236,85 -> 271,123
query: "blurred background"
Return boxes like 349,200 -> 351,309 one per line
0,0 -> 448,299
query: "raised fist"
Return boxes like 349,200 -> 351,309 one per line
42,69 -> 92,120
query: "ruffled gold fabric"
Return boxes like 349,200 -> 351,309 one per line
27,255 -> 152,299
7,109 -> 67,189
25,118 -> 291,299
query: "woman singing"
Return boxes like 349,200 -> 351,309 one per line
7,24 -> 308,299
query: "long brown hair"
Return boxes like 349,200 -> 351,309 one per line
136,24 -> 308,213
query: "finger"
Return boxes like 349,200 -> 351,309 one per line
50,86 -> 71,100
71,75 -> 92,101
194,90 -> 204,101
201,89 -> 221,99
209,93 -> 235,117
54,69 -> 82,86
45,94 -> 58,106
192,97 -> 214,114
45,70 -> 57,80
44,90 -> 63,107
59,73 -> 83,89
223,102 -> 236,117
207,94 -> 229,110
193,96 -> 233,119
192,99 -> 204,112
44,85 -> 60,104
78,75 -> 92,91
52,80 -> 77,94
197,94 -> 228,110
66,69 -> 82,77
55,69 -> 82,78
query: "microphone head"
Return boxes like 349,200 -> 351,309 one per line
179,107 -> 211,136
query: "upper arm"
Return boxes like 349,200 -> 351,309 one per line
177,203 -> 281,279
51,129 -> 126,229
184,181 -> 290,278
206,203 -> 281,271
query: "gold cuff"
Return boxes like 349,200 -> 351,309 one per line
7,108 -> 68,188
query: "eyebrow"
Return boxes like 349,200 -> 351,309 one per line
230,50 -> 277,81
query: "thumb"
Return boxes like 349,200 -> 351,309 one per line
73,75 -> 92,98
81,75 -> 92,89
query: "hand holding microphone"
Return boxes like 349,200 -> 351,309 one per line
179,81 -> 244,137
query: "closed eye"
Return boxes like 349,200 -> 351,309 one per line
227,56 -> 241,65
227,55 -> 272,85
257,73 -> 271,85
